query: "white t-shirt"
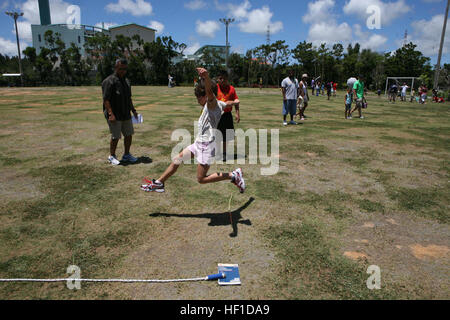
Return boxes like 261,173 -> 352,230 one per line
401,85 -> 408,94
196,100 -> 226,143
281,77 -> 299,100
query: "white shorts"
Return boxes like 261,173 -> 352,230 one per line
188,141 -> 216,166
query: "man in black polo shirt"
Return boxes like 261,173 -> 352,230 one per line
102,59 -> 139,165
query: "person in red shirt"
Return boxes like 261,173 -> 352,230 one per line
333,82 -> 337,97
216,70 -> 240,161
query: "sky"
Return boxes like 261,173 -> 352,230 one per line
0,0 -> 449,64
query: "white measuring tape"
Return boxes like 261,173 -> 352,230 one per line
0,273 -> 226,284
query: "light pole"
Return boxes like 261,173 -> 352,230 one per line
219,18 -> 234,71
5,11 -> 24,87
433,0 -> 449,90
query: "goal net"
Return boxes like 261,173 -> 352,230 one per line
385,77 -> 417,97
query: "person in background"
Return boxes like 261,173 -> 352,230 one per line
419,85 -> 428,104
281,69 -> 299,126
326,81 -> 332,100
345,87 -> 353,120
216,70 -> 240,161
389,83 -> 398,103
298,74 -> 310,121
410,88 -> 416,103
102,59 -> 139,165
350,75 -> 365,119
400,83 -> 409,102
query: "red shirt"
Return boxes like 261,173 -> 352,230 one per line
217,84 -> 238,113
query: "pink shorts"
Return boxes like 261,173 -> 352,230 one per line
188,141 -> 216,166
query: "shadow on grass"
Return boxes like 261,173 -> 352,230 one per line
149,197 -> 255,238
119,156 -> 153,166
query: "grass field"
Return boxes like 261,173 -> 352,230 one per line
0,85 -> 449,300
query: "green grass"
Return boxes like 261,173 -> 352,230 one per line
0,86 -> 449,300
389,186 -> 449,223
264,220 -> 399,299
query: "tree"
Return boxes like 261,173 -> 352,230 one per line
292,41 -> 317,80
385,42 -> 431,78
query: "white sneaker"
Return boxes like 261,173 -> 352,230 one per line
232,168 -> 245,193
283,121 -> 288,126
359,116 -> 365,119
108,155 -> 120,165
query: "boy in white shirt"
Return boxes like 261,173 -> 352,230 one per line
141,68 -> 245,193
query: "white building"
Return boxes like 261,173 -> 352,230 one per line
31,1 -> 156,56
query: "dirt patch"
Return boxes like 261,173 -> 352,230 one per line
409,244 -> 449,260
342,209 -> 450,298
0,129 -> 17,135
0,100 -> 19,104
136,104 -> 157,110
344,251 -> 369,261
386,218 -> 399,225
363,222 -> 375,228
119,200 -> 275,300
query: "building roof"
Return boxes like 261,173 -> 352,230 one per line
31,24 -> 109,33
109,23 -> 156,32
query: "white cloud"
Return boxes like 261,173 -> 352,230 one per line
308,22 -> 353,47
303,0 -> 336,24
12,0 -> 75,42
343,0 -> 411,26
106,0 -> 153,16
409,14 -> 450,56
216,0 -> 283,35
219,0 -> 251,19
184,0 -> 206,10
364,34 -> 388,49
0,37 -> 18,56
304,1 -> 388,51
304,0 -> 352,46
353,24 -> 388,50
196,20 -> 221,38
238,5 -> 283,35
148,20 -> 164,34
184,42 -> 201,55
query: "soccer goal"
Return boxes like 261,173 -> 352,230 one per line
385,77 -> 418,97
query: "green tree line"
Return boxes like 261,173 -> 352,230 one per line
1,30 -> 448,91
